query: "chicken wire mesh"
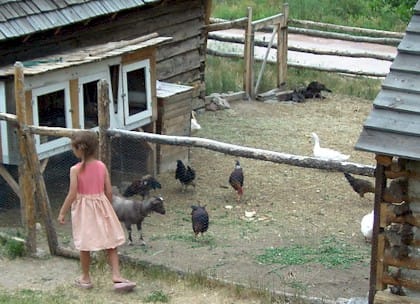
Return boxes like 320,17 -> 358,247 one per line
0,133 -> 152,230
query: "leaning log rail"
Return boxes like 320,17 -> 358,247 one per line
22,125 -> 375,177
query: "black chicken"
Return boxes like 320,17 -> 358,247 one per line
343,172 -> 375,198
305,81 -> 332,99
229,160 -> 244,202
123,174 -> 162,199
191,205 -> 209,237
175,160 -> 196,191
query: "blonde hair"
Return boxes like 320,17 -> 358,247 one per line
71,131 -> 98,171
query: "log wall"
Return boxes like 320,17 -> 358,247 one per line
372,156 -> 420,303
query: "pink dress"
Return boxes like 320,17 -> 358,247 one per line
70,160 -> 125,251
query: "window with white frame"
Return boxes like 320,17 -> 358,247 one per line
122,60 -> 152,126
78,72 -> 109,129
32,82 -> 71,153
0,81 -> 8,163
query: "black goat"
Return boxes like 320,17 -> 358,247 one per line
112,194 -> 166,245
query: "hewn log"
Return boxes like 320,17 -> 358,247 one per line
206,17 -> 248,32
97,80 -> 111,168
288,19 -> 404,39
26,125 -> 80,138
287,27 -> 401,46
382,273 -> 420,290
207,32 -> 395,61
206,49 -> 388,77
252,13 -> 285,31
0,112 -> 18,124
24,126 -> 59,255
107,129 -> 375,176
14,62 -> 36,255
374,290 -> 420,304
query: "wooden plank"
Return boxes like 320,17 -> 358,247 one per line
69,79 -> 79,128
363,108 -> 420,136
374,89 -> 420,115
390,53 -> 420,75
156,50 -> 200,79
157,36 -> 201,61
382,70 -> 420,94
356,129 -> 420,161
161,104 -> 191,121
374,290 -> 420,304
398,32 -> 420,55
407,15 -> 420,35
160,98 -> 191,113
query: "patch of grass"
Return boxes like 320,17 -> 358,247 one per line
144,290 -> 169,303
164,233 -> 216,248
256,237 -> 369,269
205,56 -> 382,100
0,238 -> 26,259
212,0 -> 412,31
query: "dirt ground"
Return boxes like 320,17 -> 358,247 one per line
0,93 -> 376,303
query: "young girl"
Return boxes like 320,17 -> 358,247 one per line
58,131 -> 135,291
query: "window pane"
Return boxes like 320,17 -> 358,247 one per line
83,80 -> 98,129
37,90 -> 65,143
127,68 -> 147,116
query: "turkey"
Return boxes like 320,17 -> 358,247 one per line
343,172 -> 375,198
191,205 -> 209,237
229,160 -> 244,202
175,160 -> 196,191
311,132 -> 349,161
123,174 -> 162,199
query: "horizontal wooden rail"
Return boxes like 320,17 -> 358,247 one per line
289,19 -> 404,39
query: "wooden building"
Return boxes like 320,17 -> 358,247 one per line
0,0 -> 211,175
355,2 -> 420,303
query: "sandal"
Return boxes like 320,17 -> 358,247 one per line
113,279 -> 136,292
74,279 -> 93,289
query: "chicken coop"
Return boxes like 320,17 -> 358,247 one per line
355,2 -> 420,303
0,0 -> 211,212
156,82 -> 195,173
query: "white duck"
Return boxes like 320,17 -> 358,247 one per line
361,210 -> 374,242
311,132 -> 350,161
191,111 -> 201,132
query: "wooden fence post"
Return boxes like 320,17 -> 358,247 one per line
98,79 -> 111,168
14,62 -> 36,254
243,7 -> 253,100
278,3 -> 289,88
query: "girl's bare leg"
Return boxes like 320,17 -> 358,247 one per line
80,250 -> 91,283
107,248 -> 127,282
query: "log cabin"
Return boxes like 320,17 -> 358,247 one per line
355,1 -> 420,303
0,0 -> 211,178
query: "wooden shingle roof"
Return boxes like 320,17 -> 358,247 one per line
0,0 -> 160,41
0,34 -> 172,77
355,1 -> 420,161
